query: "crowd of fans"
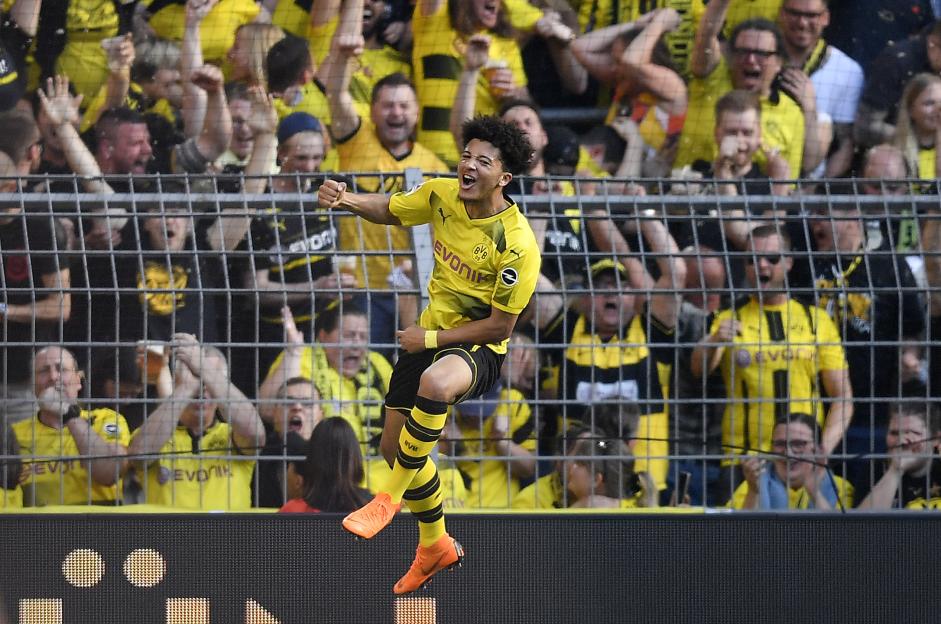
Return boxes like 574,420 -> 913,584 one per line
0,0 -> 941,512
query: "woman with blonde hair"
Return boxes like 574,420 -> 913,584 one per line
226,23 -> 286,86
893,72 -> 941,180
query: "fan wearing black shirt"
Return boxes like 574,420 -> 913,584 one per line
0,152 -> 70,421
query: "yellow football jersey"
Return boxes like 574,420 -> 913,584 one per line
53,0 -> 119,98
453,387 -> 538,508
576,0 -> 705,75
134,420 -> 256,510
272,0 -> 313,39
267,345 -> 392,448
13,409 -> 130,506
335,117 -> 449,289
412,0 -> 527,166
711,298 -> 847,459
675,57 -> 805,178
272,81 -> 334,126
388,178 -> 541,355
723,0 -> 783,37
918,146 -> 937,181
728,474 -> 853,509
147,0 -> 260,64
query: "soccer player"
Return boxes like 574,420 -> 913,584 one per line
318,116 -> 539,594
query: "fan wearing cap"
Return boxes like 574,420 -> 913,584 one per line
326,0 -> 448,349
241,111 -> 351,384
533,217 -> 686,489
690,224 -> 852,500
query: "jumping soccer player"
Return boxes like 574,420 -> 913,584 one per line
318,115 -> 539,594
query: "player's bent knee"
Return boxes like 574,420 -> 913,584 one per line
416,369 -> 455,403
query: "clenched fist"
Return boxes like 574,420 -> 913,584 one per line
318,179 -> 348,209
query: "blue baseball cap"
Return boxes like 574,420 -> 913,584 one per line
277,112 -> 323,144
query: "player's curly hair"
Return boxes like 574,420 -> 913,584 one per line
461,115 -> 534,176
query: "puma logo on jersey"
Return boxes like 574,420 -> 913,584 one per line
438,207 -> 451,223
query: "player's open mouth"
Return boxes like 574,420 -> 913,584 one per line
461,174 -> 477,189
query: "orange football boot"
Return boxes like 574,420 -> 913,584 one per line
341,493 -> 400,539
392,534 -> 464,595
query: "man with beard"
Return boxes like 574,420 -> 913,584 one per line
326,5 -> 448,349
13,346 -> 129,506
691,225 -> 853,498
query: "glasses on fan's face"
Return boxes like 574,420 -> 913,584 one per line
771,438 -> 813,453
731,47 -> 777,61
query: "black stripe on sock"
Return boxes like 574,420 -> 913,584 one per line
404,473 -> 441,502
397,448 -> 426,470
413,504 -> 444,524
414,395 -> 448,416
405,418 -> 443,443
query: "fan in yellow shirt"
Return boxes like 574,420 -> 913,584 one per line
691,226 -> 853,465
146,0 -> 260,65
128,334 -> 266,510
676,2 -> 815,177
321,115 -> 539,594
325,6 -> 449,348
14,347 -> 129,507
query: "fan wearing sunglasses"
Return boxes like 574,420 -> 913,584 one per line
690,224 -> 853,500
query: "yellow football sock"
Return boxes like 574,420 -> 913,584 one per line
402,457 -> 447,547
385,396 -> 447,504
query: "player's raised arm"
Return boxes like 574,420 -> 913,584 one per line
317,179 -> 402,225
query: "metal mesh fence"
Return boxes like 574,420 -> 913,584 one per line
1,172 -> 939,512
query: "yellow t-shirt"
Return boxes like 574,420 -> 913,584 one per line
711,298 -> 847,459
80,82 -> 178,133
54,0 -> 119,99
511,471 -> 645,509
134,420 -> 256,510
308,19 -> 413,106
728,474 -> 854,509
0,486 -> 22,509
272,81 -> 334,126
267,345 -> 392,450
271,0 -> 312,39
147,0 -> 261,64
335,117 -> 449,289
13,409 -> 130,506
918,146 -> 937,180
722,0 -> 784,37
412,0 -> 527,166
675,57 -> 805,178
577,0 -> 705,75
388,177 -> 541,355
453,387 -> 538,508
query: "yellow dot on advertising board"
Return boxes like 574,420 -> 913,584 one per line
123,548 -> 167,587
61,549 -> 105,588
